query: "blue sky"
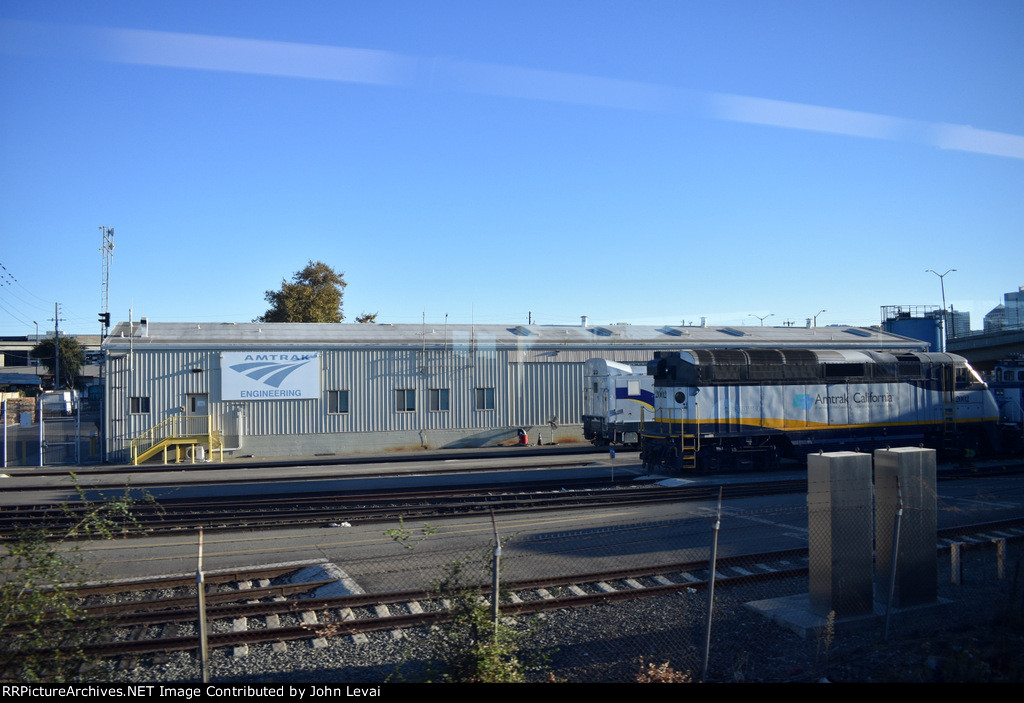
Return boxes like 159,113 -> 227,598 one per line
1,1 -> 1021,337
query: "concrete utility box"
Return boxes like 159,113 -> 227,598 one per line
807,451 -> 874,618
874,447 -> 937,607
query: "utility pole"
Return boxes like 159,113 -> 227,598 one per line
50,303 -> 63,389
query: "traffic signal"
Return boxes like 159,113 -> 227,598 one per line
98,312 -> 111,327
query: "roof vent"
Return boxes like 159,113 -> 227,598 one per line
718,327 -> 746,337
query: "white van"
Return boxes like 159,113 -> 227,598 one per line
40,390 -> 78,416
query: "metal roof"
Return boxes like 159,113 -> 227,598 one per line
102,321 -> 928,352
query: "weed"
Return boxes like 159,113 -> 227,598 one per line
636,658 -> 692,683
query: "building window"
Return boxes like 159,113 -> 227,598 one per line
475,387 -> 495,411
327,390 -> 349,414
396,389 -> 415,412
429,388 -> 449,412
130,396 -> 151,414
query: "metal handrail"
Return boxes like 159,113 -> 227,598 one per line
130,414 -> 212,464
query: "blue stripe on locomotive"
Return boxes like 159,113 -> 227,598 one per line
616,386 -> 655,410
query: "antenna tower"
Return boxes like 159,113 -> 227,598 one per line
99,226 -> 114,336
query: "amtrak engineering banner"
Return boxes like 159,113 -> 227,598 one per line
220,351 -> 320,400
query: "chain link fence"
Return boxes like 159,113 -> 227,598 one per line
304,482 -> 1023,683
1,398 -> 103,467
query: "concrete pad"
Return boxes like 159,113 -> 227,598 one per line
654,477 -> 696,486
745,592 -> 951,639
285,562 -> 365,597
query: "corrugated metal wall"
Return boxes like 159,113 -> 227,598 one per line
106,346 -> 543,455
104,343 -> 678,458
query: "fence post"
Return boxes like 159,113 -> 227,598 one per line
950,542 -> 963,585
38,396 -> 43,467
197,529 -> 210,683
75,396 -> 81,465
701,487 -> 722,682
993,539 -> 1006,580
490,510 -> 501,628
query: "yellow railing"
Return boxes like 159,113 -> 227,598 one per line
130,414 -> 222,465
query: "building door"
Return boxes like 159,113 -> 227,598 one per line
185,393 -> 209,436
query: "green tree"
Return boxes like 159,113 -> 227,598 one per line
31,335 -> 84,389
256,260 -> 347,323
355,311 -> 379,323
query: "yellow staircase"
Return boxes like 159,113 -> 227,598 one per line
130,414 -> 224,465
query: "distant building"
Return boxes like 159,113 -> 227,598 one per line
982,287 -> 1024,332
1007,287 -> 1024,329
948,309 -> 971,338
0,335 -> 102,390
948,287 -> 1024,371
984,304 -> 1006,332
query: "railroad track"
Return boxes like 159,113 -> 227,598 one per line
0,478 -> 807,534
0,445 -> 612,479
5,459 -> 1021,536
14,519 -> 1024,668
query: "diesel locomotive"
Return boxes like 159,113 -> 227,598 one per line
635,348 -> 1001,472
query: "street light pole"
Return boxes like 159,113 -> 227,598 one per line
813,309 -> 826,327
926,269 -> 956,347
750,313 -> 774,326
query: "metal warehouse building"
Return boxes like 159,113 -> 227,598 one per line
101,320 -> 927,463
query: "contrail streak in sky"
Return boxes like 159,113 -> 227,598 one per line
3,19 -> 1023,160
